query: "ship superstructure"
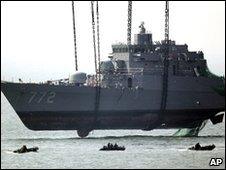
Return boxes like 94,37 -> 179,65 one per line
99,22 -> 208,89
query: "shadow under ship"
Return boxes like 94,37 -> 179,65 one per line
1,24 -> 225,138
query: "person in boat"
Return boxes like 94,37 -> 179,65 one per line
114,143 -> 118,149
14,145 -> 39,153
195,143 -> 201,150
20,145 -> 28,153
107,143 -> 111,149
110,143 -> 113,149
14,145 -> 28,153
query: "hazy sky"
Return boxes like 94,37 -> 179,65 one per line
1,1 -> 225,82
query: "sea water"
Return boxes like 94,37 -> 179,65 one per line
1,93 -> 225,169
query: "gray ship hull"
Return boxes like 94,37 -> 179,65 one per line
1,75 -> 224,135
16,109 -> 219,131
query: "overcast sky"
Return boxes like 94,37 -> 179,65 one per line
1,1 -> 225,82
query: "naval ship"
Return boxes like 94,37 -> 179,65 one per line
1,2 -> 225,138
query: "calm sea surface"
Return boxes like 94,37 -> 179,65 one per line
1,93 -> 225,169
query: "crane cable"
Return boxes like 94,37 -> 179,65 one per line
127,1 -> 132,45
72,1 -> 78,71
160,1 -> 169,116
165,1 -> 169,43
96,1 -> 101,86
91,1 -> 99,86
91,1 -> 101,131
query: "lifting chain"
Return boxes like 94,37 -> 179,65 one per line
165,1 -> 169,43
127,1 -> 132,45
96,1 -> 101,86
91,1 -> 101,131
72,1 -> 78,71
91,1 -> 100,86
160,1 -> 170,117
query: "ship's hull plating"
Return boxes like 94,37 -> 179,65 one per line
17,109 -> 219,131
1,76 -> 225,132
